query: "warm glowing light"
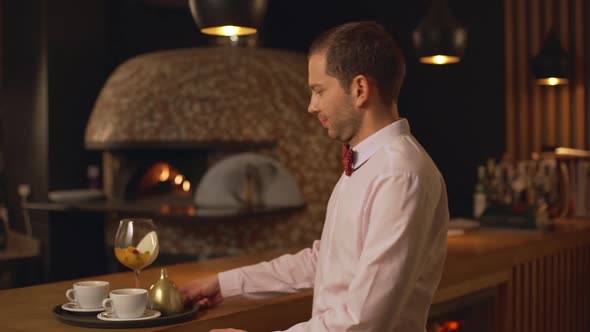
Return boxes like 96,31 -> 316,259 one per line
420,55 -> 461,65
537,77 -> 568,86
555,147 -> 590,157
437,320 -> 463,332
182,180 -> 191,192
200,25 -> 257,36
174,174 -> 184,185
187,206 -> 196,216
532,146 -> 590,160
159,166 -> 170,182
447,321 -> 459,330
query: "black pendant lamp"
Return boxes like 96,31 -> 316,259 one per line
412,0 -> 467,65
531,27 -> 570,86
188,0 -> 268,36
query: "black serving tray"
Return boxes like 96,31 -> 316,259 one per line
53,304 -> 199,329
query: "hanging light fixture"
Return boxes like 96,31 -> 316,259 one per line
531,27 -> 570,86
412,0 -> 467,65
188,0 -> 268,37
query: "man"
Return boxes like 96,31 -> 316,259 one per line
179,21 -> 449,332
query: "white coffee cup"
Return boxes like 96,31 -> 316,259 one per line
65,280 -> 110,309
102,288 -> 147,319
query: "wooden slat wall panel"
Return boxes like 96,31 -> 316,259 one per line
523,261 -> 530,331
497,281 -> 512,332
517,0 -> 530,158
544,0 -> 558,150
537,258 -> 544,332
579,248 -> 584,331
505,0 -> 588,160
530,0 -> 542,153
552,255 -> 557,332
559,0 -> 571,148
574,248 -> 581,332
505,245 -> 590,332
559,252 -> 565,332
530,261 -> 540,331
567,251 -> 572,332
573,0 -> 586,149
583,247 -> 589,331
505,0 -> 516,159
516,264 -> 522,332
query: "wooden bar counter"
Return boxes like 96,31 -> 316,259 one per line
1,219 -> 589,332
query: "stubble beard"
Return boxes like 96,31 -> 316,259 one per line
329,97 -> 361,144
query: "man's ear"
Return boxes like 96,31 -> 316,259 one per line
350,75 -> 370,108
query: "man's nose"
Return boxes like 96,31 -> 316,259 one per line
308,99 -> 319,114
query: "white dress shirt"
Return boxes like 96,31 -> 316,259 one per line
219,118 -> 449,331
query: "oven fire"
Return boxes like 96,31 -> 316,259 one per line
433,320 -> 464,332
137,162 -> 192,199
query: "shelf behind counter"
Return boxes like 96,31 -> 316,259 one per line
23,200 -> 305,222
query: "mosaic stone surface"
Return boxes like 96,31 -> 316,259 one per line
87,47 -> 316,144
93,47 -> 342,259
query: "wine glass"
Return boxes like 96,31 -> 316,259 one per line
114,218 -> 159,288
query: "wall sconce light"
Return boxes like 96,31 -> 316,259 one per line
531,27 -> 570,86
412,0 -> 467,65
188,0 -> 268,36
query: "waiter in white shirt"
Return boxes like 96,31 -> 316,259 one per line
179,21 -> 450,332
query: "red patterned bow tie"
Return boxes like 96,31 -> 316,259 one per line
342,145 -> 353,176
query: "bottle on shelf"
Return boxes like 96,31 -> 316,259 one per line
0,204 -> 7,250
87,165 -> 101,189
0,176 -> 8,249
473,165 -> 488,219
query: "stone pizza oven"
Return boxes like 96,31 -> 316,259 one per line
85,46 -> 341,258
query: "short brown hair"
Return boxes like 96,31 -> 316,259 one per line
309,21 -> 406,105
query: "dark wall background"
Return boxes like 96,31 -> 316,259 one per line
1,0 -> 50,232
1,0 -> 506,233
103,0 -> 506,218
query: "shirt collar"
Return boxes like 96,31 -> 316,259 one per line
351,118 -> 411,170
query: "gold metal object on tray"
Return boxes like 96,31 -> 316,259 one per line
147,268 -> 184,315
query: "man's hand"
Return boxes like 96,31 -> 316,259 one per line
179,274 -> 223,308
210,329 -> 247,332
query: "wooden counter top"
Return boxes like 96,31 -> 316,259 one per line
1,219 -> 589,332
442,219 -> 590,288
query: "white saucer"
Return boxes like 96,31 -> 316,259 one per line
61,302 -> 105,313
97,309 -> 161,321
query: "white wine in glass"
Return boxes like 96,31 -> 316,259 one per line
114,218 -> 159,288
